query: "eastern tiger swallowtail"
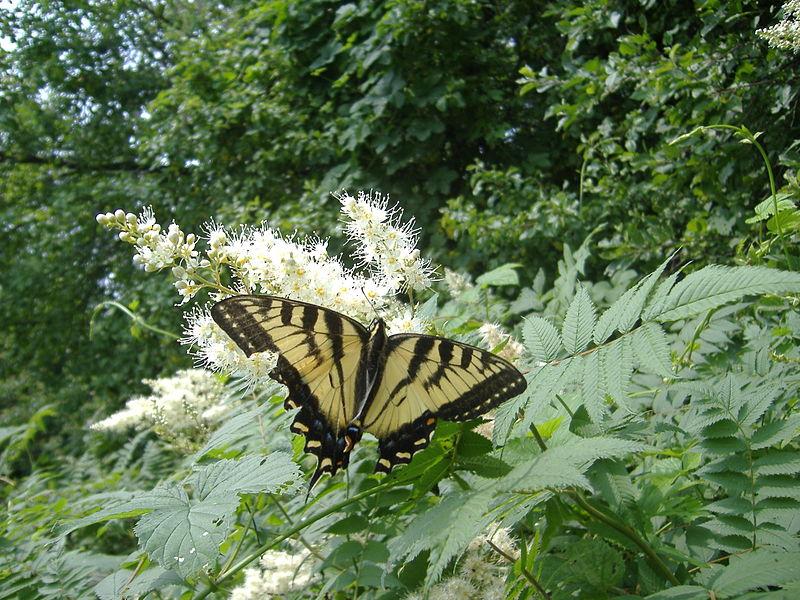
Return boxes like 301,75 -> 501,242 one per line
211,295 -> 527,487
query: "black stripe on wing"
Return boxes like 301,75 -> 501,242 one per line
272,355 -> 363,488
368,335 -> 527,474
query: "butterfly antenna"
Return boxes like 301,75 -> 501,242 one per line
359,287 -> 383,322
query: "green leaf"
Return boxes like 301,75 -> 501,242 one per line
604,337 -> 633,410
475,263 -> 521,286
326,515 -> 370,535
522,315 -> 562,362
95,566 -> 185,600
707,550 -> 800,595
594,255 -> 671,343
133,483 -> 233,578
643,586 -> 709,599
581,351 -> 608,423
630,322 -> 673,377
388,486 -> 496,586
456,429 -> 494,457
653,266 -> 800,322
754,451 -> 800,476
751,416 -> 800,450
456,455 -> 512,478
562,286 -> 596,354
191,452 -> 302,501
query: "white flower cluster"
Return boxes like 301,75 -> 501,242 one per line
229,548 -> 315,600
757,0 -> 800,51
90,369 -> 229,444
443,268 -> 474,299
338,190 -> 435,292
478,323 -> 525,363
99,193 -> 437,388
404,525 -> 517,600
96,208 -> 205,301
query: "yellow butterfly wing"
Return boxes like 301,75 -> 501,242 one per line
211,295 -> 369,485
361,334 -> 527,473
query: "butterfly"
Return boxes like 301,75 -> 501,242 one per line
211,295 -> 527,487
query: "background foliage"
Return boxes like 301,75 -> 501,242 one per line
1,0 -> 798,599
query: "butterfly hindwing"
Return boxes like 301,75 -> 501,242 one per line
211,295 -> 370,485
362,334 -> 528,473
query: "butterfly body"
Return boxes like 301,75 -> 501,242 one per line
211,295 -> 527,487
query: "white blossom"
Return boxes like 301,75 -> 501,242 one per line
98,191 -> 438,387
227,548 -> 315,600
477,323 -> 525,363
404,523 -> 516,600
757,0 -> 800,51
90,369 -> 229,440
443,268 -> 473,299
337,190 -> 436,292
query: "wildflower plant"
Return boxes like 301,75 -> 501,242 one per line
96,190 -> 437,389
90,369 -> 229,453
81,189 -> 800,600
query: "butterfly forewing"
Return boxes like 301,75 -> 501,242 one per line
211,295 -> 370,485
362,334 -> 527,473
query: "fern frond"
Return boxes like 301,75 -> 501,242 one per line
652,265 -> 800,322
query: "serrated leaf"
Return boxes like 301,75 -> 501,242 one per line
594,256 -> 672,343
326,515 -> 370,535
701,436 -> 746,454
388,487 -> 495,587
457,430 -> 494,457
513,359 -> 580,436
699,470 -> 750,492
563,286 -> 596,354
643,585 -> 708,599
653,266 -> 800,322
501,434 -> 648,493
751,416 -> 800,450
754,452 -> 800,476
476,263 -> 521,286
56,491 -> 152,539
95,566 -> 185,600
604,337 -> 633,411
703,419 -> 738,438
191,453 -> 302,502
133,483 -> 233,578
192,403 -> 275,461
581,351 -> 608,423
456,455 -> 512,478
738,382 -> 781,428
522,316 -> 562,362
641,272 -> 680,321
708,550 -> 800,595
630,322 -> 673,377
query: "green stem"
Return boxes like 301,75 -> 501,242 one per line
569,491 -> 680,586
194,480 -> 398,599
90,301 -> 179,340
